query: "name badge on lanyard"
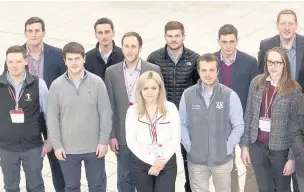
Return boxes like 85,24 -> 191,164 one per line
8,86 -> 25,124
259,117 -> 271,132
10,109 -> 24,123
146,109 -> 162,156
258,87 -> 277,133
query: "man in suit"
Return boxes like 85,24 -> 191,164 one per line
3,17 -> 66,192
214,24 -> 258,192
258,9 -> 304,85
85,17 -> 124,81
105,32 -> 161,192
258,9 -> 302,191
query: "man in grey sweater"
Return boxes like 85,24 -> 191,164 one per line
47,42 -> 112,192
179,53 -> 244,192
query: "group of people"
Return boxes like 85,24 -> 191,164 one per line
0,7 -> 304,192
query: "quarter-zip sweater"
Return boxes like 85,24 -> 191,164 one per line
47,70 -> 112,154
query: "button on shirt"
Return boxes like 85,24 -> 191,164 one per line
6,72 -> 49,120
26,44 -> 44,78
281,37 -> 296,79
123,60 -> 142,104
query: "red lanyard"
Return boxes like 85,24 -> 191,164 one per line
146,109 -> 158,143
265,86 -> 278,118
123,69 -> 140,104
8,86 -> 25,110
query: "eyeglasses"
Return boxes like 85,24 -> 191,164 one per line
266,60 -> 283,67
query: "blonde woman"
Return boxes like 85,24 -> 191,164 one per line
240,47 -> 301,192
125,71 -> 180,192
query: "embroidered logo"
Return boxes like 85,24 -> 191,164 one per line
216,102 -> 223,109
192,104 -> 200,110
185,62 -> 192,66
24,93 -> 32,101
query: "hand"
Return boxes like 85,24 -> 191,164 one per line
41,139 -> 53,157
153,157 -> 167,170
241,147 -> 251,166
283,160 -> 295,176
96,144 -> 108,158
109,138 -> 119,154
55,148 -> 66,161
148,166 -> 160,176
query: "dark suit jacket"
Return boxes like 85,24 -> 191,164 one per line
215,50 -> 258,112
258,34 -> 304,84
85,41 -> 124,81
104,59 -> 161,145
3,43 -> 66,88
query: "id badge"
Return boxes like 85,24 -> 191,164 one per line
259,117 -> 271,132
147,143 -> 162,156
9,109 -> 24,123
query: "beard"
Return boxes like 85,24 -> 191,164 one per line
167,43 -> 183,51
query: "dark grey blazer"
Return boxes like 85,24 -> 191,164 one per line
104,59 -> 162,145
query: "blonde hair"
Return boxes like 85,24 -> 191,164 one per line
135,71 -> 167,118
257,47 -> 301,95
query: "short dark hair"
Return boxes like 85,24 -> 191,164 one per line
94,18 -> 114,31
25,17 -> 45,32
62,42 -> 85,59
277,9 -> 297,24
165,21 -> 185,35
218,24 -> 238,39
121,32 -> 143,48
197,53 -> 220,71
6,45 -> 26,59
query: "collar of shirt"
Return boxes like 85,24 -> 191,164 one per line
6,71 -> 26,86
99,46 -> 113,62
280,36 -> 296,51
266,76 -> 278,87
68,69 -> 85,79
167,47 -> 183,64
200,79 -> 219,95
123,59 -> 142,71
220,50 -> 237,66
26,43 -> 44,57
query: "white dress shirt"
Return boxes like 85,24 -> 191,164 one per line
125,101 -> 181,165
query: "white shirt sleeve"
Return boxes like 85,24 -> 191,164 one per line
161,103 -> 181,162
125,106 -> 156,166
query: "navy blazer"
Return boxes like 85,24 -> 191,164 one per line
3,43 -> 66,88
215,50 -> 258,112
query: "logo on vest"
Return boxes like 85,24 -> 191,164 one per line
24,93 -> 32,102
216,102 -> 223,109
192,104 -> 200,110
185,62 -> 192,66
